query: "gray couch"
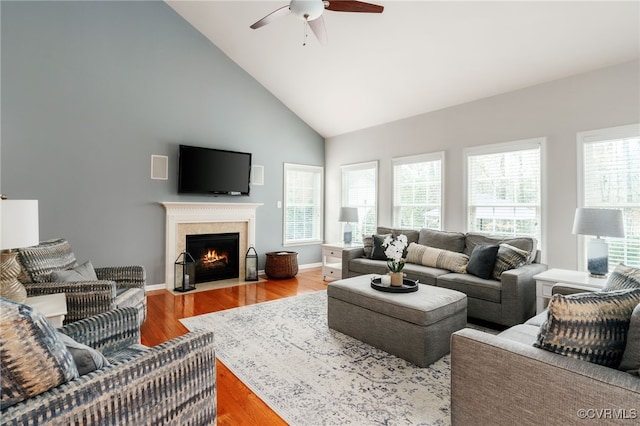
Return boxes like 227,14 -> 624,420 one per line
342,227 -> 547,326
450,311 -> 640,426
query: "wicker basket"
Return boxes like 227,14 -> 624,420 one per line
264,251 -> 299,279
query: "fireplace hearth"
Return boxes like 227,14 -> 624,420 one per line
186,233 -> 240,283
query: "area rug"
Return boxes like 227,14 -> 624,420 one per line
180,291 -> 452,425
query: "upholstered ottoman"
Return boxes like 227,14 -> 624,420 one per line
327,274 -> 467,367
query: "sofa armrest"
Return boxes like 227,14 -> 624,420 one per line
59,307 -> 140,354
500,263 -> 548,325
1,331 -> 217,425
451,328 -> 640,426
23,281 -> 117,324
95,265 -> 146,291
342,246 -> 366,278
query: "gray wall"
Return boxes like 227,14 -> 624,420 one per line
1,1 -> 325,285
325,60 -> 640,270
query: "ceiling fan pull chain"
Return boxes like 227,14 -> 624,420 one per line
302,21 -> 308,46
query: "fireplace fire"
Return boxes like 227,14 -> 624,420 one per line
186,233 -> 240,283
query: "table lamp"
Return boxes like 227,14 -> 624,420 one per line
339,207 -> 358,245
1,199 -> 40,302
572,207 -> 625,277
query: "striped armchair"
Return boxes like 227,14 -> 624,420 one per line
1,308 -> 217,425
17,238 -> 147,324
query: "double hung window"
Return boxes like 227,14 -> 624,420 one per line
341,161 -> 378,243
283,163 -> 323,245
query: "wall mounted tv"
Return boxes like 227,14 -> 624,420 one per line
178,144 -> 252,196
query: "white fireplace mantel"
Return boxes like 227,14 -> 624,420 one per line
161,202 -> 263,290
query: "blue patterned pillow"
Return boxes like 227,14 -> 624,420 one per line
534,289 -> 640,368
603,264 -> 640,291
0,298 -> 78,409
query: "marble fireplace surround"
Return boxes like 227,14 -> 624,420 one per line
161,202 -> 263,291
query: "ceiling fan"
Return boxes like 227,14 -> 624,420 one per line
249,0 -> 384,45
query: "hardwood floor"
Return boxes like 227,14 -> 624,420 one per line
141,267 -> 328,426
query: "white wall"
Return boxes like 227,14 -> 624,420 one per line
325,60 -> 640,270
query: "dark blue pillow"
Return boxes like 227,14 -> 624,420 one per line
466,244 -> 499,279
370,234 -> 389,260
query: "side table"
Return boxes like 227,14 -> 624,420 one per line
25,293 -> 68,328
322,242 -> 361,281
533,269 -> 607,314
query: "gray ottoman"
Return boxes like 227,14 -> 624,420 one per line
327,274 -> 467,367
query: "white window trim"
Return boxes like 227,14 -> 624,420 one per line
283,163 -> 324,246
341,160 -> 379,240
576,123 -> 640,270
463,137 -> 546,253
391,151 -> 445,230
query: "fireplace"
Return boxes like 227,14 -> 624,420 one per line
186,233 -> 240,283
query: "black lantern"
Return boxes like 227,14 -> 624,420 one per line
174,251 -> 196,292
245,245 -> 258,281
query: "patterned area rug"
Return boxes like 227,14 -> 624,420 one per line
181,291 -> 452,426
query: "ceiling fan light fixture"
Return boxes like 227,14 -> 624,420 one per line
290,0 -> 325,21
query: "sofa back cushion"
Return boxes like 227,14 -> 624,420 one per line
17,238 -> 78,283
464,233 -> 537,263
418,229 -> 466,253
619,303 -> 640,375
0,298 -> 78,409
376,227 -> 420,246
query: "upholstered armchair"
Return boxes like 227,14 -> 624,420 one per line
16,238 -> 146,324
1,306 -> 217,424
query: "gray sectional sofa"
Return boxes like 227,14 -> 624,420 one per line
342,227 -> 548,326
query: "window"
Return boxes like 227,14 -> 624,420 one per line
578,124 -> 640,269
341,161 -> 378,243
283,163 -> 323,245
392,152 -> 444,230
465,138 -> 544,245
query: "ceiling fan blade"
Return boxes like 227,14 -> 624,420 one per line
250,5 -> 291,29
324,0 -> 383,13
307,16 -> 327,44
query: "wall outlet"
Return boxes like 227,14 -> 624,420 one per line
277,201 -> 282,209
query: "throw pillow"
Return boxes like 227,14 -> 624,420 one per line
0,298 -> 79,409
405,242 -> 469,273
370,234 -> 390,261
17,238 -> 78,283
362,234 -> 374,257
603,263 -> 640,291
56,332 -> 110,375
466,244 -> 500,280
49,260 -> 98,282
492,243 -> 530,280
534,289 -> 640,368
619,303 -> 640,375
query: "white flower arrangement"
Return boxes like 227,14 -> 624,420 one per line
383,234 -> 408,273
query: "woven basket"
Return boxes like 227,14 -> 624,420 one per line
265,251 -> 299,279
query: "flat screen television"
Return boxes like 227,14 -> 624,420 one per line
178,145 -> 251,196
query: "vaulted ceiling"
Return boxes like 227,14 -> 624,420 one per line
166,1 -> 640,138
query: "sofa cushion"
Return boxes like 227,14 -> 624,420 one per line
466,244 -> 499,280
0,298 -> 79,409
56,331 -> 110,375
376,227 -> 420,246
534,289 -> 640,368
464,233 -> 537,264
603,263 -> 640,291
405,242 -> 469,273
492,244 -> 530,280
49,260 -> 99,282
17,238 -> 78,283
437,273 -> 502,303
619,303 -> 640,375
418,229 -> 466,253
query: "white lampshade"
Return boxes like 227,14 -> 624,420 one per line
1,200 -> 40,250
338,207 -> 358,223
572,208 -> 625,238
